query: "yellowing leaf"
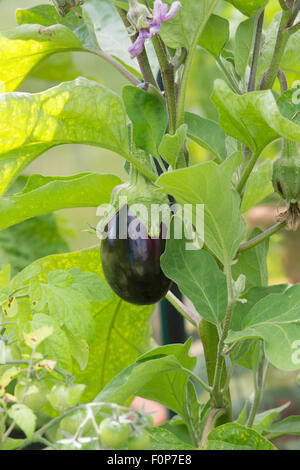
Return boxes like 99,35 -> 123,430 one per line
24,326 -> 54,348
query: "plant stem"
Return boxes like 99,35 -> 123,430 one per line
166,291 -> 200,327
216,58 -> 242,94
247,355 -> 269,427
211,262 -> 235,408
199,408 -> 226,449
248,10 -> 265,92
238,221 -> 286,253
261,10 -> 291,90
151,36 -> 177,134
87,48 -> 140,86
237,149 -> 262,194
181,368 -> 211,394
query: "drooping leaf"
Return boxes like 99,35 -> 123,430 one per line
0,173 -> 122,231
0,78 -> 129,195
205,423 -> 276,450
157,153 -> 246,265
184,112 -> 227,161
227,284 -> 300,371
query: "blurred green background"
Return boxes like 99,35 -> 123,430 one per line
0,0 -> 299,449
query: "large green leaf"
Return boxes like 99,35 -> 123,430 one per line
97,341 -> 197,415
0,78 -> 129,195
227,284 -> 300,371
253,402 -> 290,435
206,423 -> 276,450
29,247 -> 153,401
0,24 -> 83,93
0,173 -> 121,231
226,0 -> 269,17
212,80 -> 300,152
157,153 -> 246,265
161,221 -> 227,325
184,112 -> 227,161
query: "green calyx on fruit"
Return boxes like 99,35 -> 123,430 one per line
97,150 -> 169,238
98,417 -> 131,449
272,139 -> 300,230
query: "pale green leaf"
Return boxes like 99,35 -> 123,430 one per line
24,326 -> 54,349
149,427 -> 195,450
28,247 -> 153,401
268,415 -> 300,436
7,404 -> 36,440
0,173 -> 121,231
0,78 -> 129,195
253,402 -> 291,434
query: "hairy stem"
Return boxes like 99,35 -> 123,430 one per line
238,221 -> 286,253
248,10 -> 265,92
211,262 -> 235,408
152,36 -> 177,134
247,354 -> 269,427
237,149 -> 262,194
199,408 -> 226,449
261,10 -> 291,90
166,291 -> 200,327
87,48 -> 140,86
216,58 -> 242,94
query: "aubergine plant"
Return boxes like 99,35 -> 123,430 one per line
1,0 -> 300,451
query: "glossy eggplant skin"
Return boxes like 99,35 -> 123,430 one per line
101,206 -> 172,305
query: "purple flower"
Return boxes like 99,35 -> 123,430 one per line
128,1 -> 181,58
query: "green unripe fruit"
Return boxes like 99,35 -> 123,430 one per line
128,430 -> 150,450
98,418 -> 131,449
14,380 -> 49,411
272,139 -> 300,204
57,409 -> 89,439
